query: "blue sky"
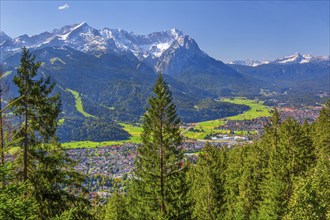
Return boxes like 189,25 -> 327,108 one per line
1,1 -> 329,62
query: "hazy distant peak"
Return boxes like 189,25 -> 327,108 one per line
0,31 -> 10,38
228,59 -> 270,67
229,52 -> 329,66
0,31 -> 12,47
273,52 -> 329,64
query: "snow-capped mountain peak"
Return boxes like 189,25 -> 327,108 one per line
0,31 -> 11,39
0,23 -> 203,67
229,52 -> 329,67
273,52 -> 329,64
274,52 -> 303,64
229,59 -> 270,67
0,31 -> 12,45
169,28 -> 183,39
58,21 -> 90,40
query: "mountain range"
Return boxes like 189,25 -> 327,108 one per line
229,52 -> 329,67
1,22 -> 329,142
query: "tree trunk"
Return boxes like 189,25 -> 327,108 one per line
23,79 -> 28,181
0,96 -> 3,166
160,111 -> 165,215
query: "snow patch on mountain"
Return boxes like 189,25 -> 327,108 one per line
229,59 -> 270,67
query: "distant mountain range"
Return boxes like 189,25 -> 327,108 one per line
229,52 -> 329,67
1,23 -> 329,141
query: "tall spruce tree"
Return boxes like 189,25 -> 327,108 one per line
224,143 -> 264,220
0,66 -> 8,168
285,100 -> 330,219
105,190 -> 129,220
11,48 -> 93,219
128,74 -> 190,219
189,143 -> 226,220
258,115 -> 314,219
12,47 -> 60,181
0,66 -> 9,188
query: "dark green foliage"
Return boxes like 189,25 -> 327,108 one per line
224,143 -> 264,219
258,115 -> 315,219
30,144 -> 93,219
57,117 -> 131,142
285,100 -> 330,219
0,65 -> 9,167
178,98 -> 250,123
128,74 -> 190,219
0,162 -> 38,219
313,100 -> 330,163
105,191 -> 129,220
189,143 -> 226,219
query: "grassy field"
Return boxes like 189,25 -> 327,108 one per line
119,123 -> 143,143
184,120 -> 226,139
183,97 -> 271,140
62,140 -> 127,149
50,57 -> 66,65
221,98 -> 271,120
1,71 -> 13,79
58,118 -> 65,125
62,122 -> 143,149
66,89 -> 95,117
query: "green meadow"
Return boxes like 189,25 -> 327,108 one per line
183,97 -> 271,139
50,57 -> 66,65
62,123 -> 143,149
66,89 -> 95,117
221,97 -> 271,120
1,71 -> 13,78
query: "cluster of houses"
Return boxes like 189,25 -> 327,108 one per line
66,144 -> 137,177
278,106 -> 321,123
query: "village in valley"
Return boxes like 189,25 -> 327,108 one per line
63,101 -> 323,198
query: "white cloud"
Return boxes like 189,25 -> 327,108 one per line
58,3 -> 70,10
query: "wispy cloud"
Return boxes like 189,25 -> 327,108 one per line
58,3 -> 70,10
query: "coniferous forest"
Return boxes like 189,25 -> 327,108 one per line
0,48 -> 329,219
